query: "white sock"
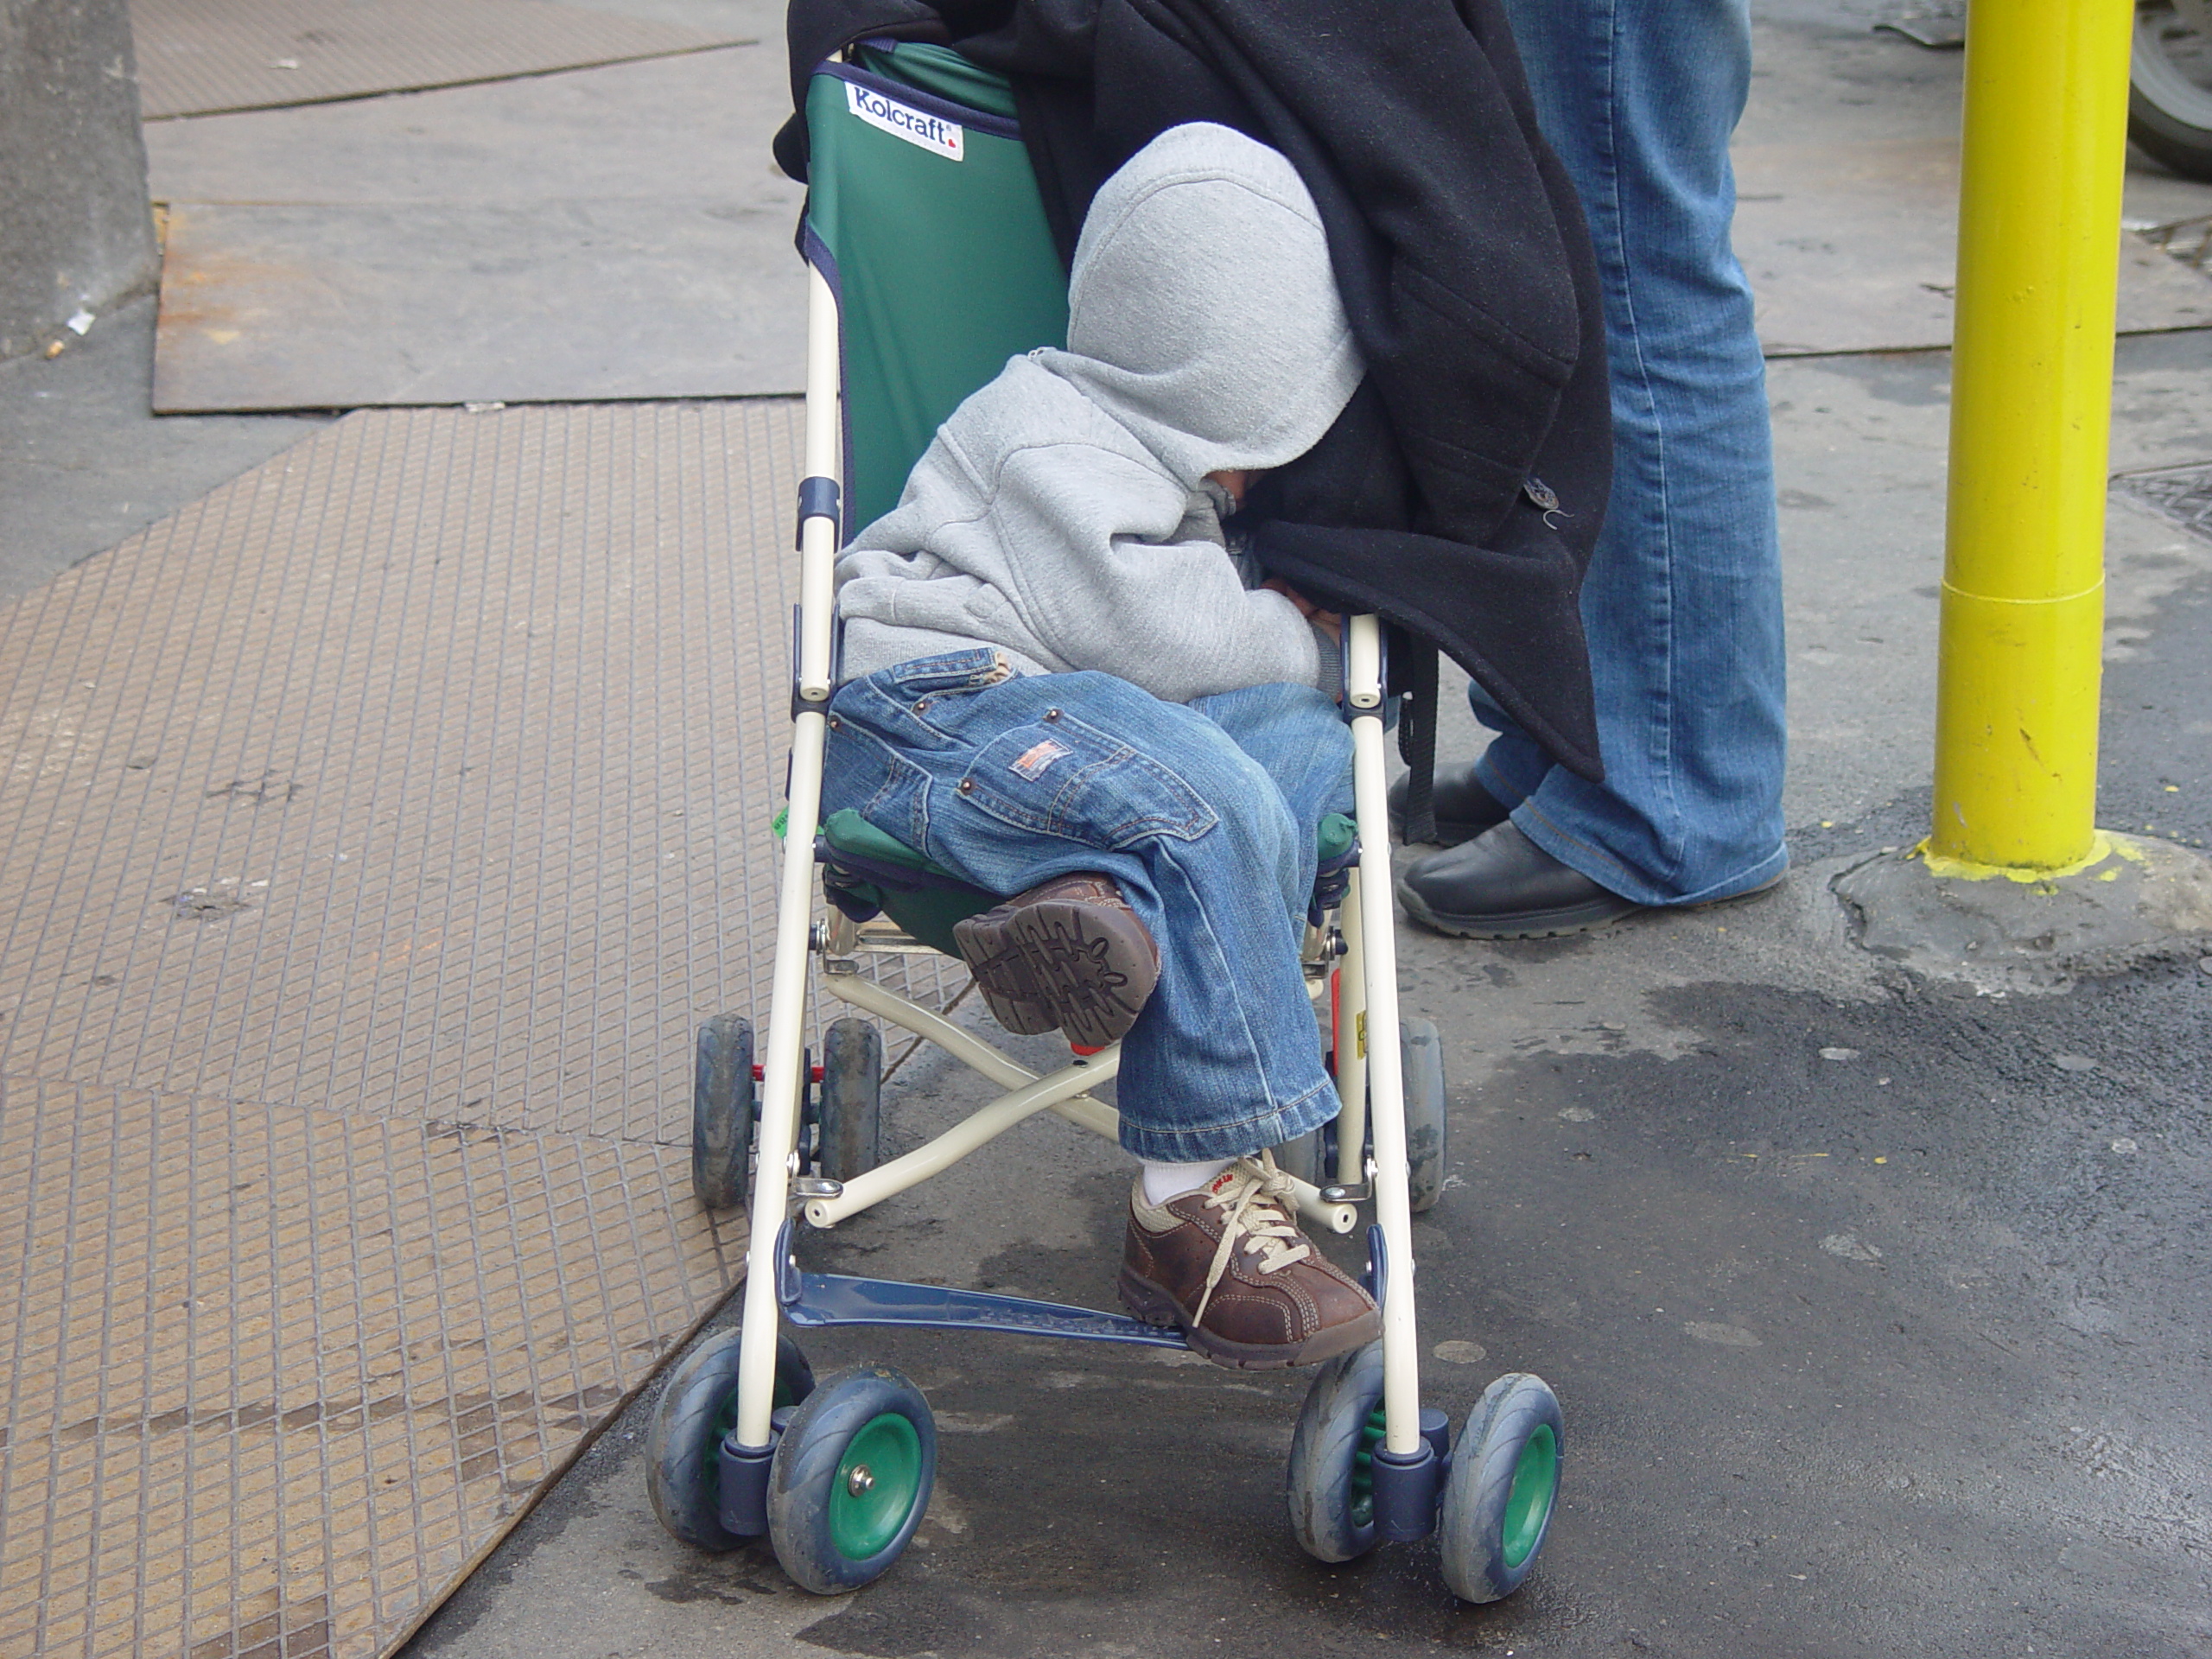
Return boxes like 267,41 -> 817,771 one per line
1139,1157 -> 1234,1207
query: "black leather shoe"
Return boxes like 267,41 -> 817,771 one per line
1387,762 -> 1513,847
1396,822 -> 1643,938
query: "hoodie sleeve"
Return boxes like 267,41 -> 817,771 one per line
982,439 -> 1326,703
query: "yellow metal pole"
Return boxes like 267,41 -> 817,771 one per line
1930,0 -> 2134,874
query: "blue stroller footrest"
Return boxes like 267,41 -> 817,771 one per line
784,1269 -> 1192,1350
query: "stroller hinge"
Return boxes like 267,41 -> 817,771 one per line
790,603 -> 842,718
794,475 -> 842,549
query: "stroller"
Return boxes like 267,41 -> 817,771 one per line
643,40 -> 1564,1604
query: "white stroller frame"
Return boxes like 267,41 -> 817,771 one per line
648,182 -> 1561,1596
736,258 -> 1426,1453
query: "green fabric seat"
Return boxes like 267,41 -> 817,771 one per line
803,41 -> 1071,534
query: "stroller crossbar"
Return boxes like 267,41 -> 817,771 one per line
814,964 -> 1361,1236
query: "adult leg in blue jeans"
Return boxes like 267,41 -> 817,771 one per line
1396,0 -> 1789,938
822,653 -> 1380,1369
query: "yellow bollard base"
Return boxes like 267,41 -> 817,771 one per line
1929,582 -> 2107,875
1834,830 -> 2212,991
1915,830 -> 2113,885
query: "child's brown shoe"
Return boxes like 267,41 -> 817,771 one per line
1117,1154 -> 1381,1370
952,872 -> 1160,1047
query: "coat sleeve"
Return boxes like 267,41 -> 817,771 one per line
983,442 -> 1325,703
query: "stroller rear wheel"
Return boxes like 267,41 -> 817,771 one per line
1278,1017 -> 1447,1208
817,1018 -> 884,1181
692,1014 -> 754,1209
1402,1015 -> 1447,1212
1274,1124 -> 1327,1188
1437,1371 -> 1563,1602
1285,1338 -> 1385,1562
646,1325 -> 815,1550
769,1364 -> 937,1592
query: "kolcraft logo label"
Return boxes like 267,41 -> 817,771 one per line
845,80 -> 964,161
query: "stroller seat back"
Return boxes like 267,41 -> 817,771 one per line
803,42 -> 1070,533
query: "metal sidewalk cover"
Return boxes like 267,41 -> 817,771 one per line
0,401 -> 943,1658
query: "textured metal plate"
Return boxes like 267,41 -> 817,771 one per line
0,403 -> 953,1657
131,0 -> 746,120
0,1076 -> 735,1659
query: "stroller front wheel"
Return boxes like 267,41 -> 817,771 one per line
1437,1371 -> 1563,1602
769,1364 -> 937,1592
1285,1338 -> 1385,1563
646,1325 -> 815,1550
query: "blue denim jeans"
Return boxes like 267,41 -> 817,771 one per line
1476,0 -> 1789,906
822,651 -> 1353,1161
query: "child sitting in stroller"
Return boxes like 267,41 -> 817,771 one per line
824,121 -> 1377,1371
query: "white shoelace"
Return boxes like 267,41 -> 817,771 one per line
1191,1150 -> 1313,1324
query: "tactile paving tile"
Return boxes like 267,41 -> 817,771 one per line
130,0 -> 747,120
0,1074 -> 736,1659
0,402 -> 958,1657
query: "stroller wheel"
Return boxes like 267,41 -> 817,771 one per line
769,1365 -> 936,1593
693,1014 -> 754,1209
1285,1338 -> 1384,1563
817,1018 -> 884,1181
1402,1016 -> 1448,1212
1437,1372 -> 1562,1602
646,1325 -> 815,1550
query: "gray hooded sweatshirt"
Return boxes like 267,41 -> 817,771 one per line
836,121 -> 1364,704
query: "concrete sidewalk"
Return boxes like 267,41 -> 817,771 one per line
0,2 -> 2207,1657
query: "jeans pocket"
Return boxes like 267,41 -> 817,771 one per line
822,720 -> 931,846
958,713 -> 1219,849
879,648 -> 1017,699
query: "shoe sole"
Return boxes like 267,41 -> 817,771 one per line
1395,871 -> 1786,941
1116,1267 -> 1382,1371
1395,879 -> 1642,940
945,918 -> 1060,1036
953,898 -> 1159,1048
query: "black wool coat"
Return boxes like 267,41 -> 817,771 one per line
777,0 -> 1612,791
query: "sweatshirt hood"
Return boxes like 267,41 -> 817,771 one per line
1038,122 -> 1363,485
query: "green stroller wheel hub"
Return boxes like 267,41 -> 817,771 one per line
1348,1404 -> 1387,1529
1501,1422 -> 1559,1569
830,1411 -> 925,1559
